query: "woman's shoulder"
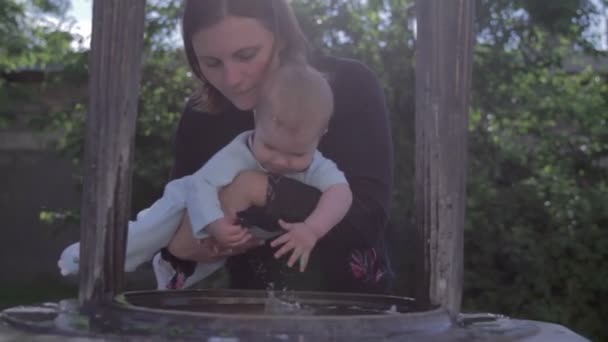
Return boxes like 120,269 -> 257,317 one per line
181,98 -> 217,121
314,55 -> 381,85
180,98 -> 249,125
313,55 -> 383,96
175,97 -> 253,147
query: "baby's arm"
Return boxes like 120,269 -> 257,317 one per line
304,183 -> 353,239
186,132 -> 257,243
294,152 -> 353,237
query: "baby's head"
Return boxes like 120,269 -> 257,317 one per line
252,62 -> 334,174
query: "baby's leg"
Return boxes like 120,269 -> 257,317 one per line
153,214 -> 228,289
58,178 -> 190,276
167,214 -> 224,262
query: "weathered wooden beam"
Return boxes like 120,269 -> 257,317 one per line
79,0 -> 146,306
414,0 -> 475,316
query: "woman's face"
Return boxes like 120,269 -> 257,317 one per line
193,16 -> 278,110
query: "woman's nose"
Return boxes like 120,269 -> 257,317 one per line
223,63 -> 242,88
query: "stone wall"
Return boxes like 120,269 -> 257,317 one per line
0,145 -> 80,284
1,71 -> 85,297
0,72 -> 154,307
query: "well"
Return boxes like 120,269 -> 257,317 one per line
1,289 -> 587,341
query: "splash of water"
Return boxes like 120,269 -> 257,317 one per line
263,282 -> 313,315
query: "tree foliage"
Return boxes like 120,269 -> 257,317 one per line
0,0 -> 86,129
0,0 -> 81,71
466,1 -> 608,340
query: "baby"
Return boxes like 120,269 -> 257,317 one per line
58,62 -> 352,289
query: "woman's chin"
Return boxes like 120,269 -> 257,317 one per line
229,94 -> 258,111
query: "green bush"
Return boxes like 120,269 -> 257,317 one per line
465,56 -> 608,341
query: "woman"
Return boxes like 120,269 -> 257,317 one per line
160,0 -> 394,294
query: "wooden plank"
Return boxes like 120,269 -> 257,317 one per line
79,0 -> 146,306
414,0 -> 475,315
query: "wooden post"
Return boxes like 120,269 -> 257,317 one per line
79,0 -> 146,306
414,0 -> 475,316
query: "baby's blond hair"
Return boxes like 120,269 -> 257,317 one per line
255,62 -> 333,138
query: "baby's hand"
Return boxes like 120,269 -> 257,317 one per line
270,219 -> 319,272
207,216 -> 251,248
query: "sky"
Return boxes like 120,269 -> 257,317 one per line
68,0 -> 92,48
67,0 -> 607,50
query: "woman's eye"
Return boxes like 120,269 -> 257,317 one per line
235,48 -> 258,61
201,58 -> 222,68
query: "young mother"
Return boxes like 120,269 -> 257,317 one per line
160,0 -> 394,294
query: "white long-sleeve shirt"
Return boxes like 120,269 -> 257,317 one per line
185,130 -> 347,238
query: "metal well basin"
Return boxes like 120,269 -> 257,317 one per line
110,289 -> 450,339
1,289 -> 590,341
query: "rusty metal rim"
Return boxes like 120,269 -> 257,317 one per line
113,289 -> 451,323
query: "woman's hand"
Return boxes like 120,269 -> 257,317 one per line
207,216 -> 252,247
168,213 -> 260,262
213,237 -> 264,257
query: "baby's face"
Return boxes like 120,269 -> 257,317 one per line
251,121 -> 318,174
